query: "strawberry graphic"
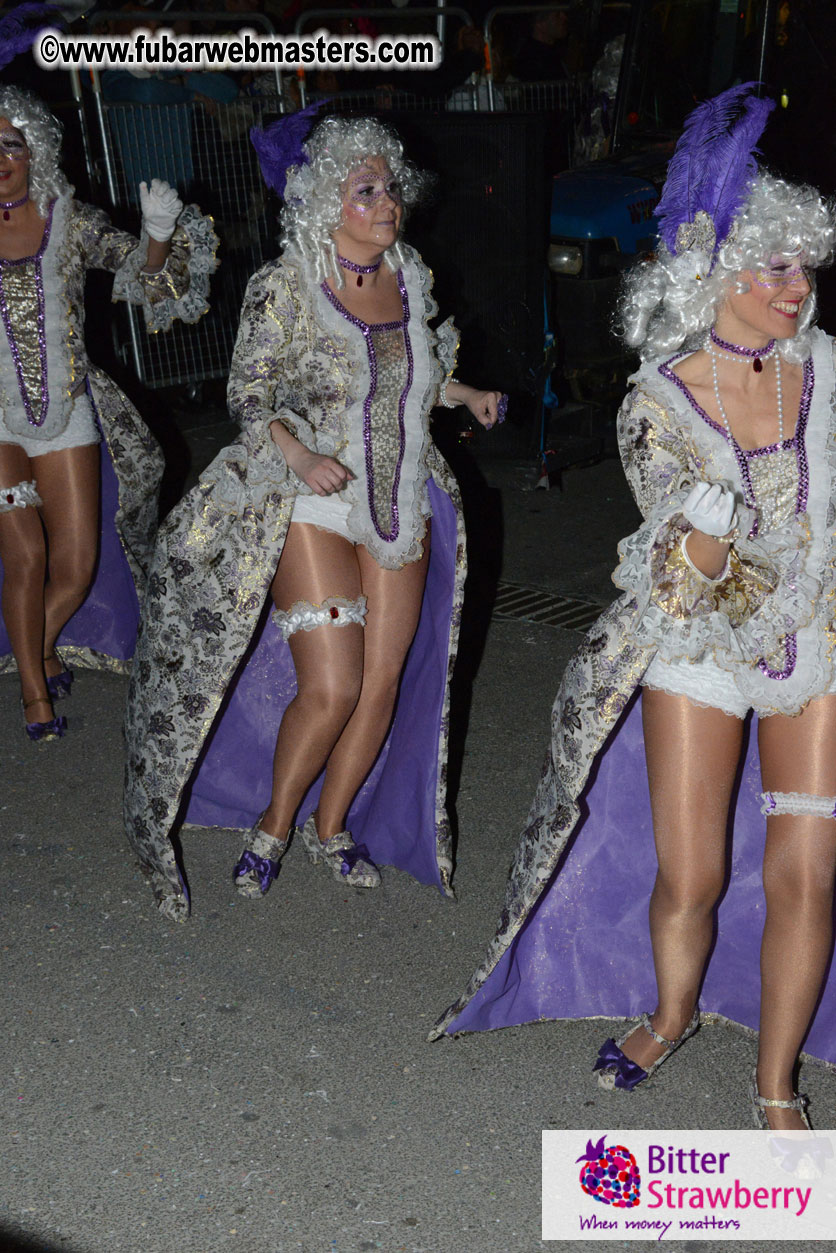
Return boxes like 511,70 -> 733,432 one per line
577,1136 -> 641,1208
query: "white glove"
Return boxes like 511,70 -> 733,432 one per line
139,178 -> 183,243
682,482 -> 738,537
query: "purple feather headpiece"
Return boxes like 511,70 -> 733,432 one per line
0,3 -> 60,72
656,83 -> 775,259
250,102 -> 325,199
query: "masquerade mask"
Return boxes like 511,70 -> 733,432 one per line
753,257 -> 809,287
0,128 -> 27,160
345,167 -> 402,211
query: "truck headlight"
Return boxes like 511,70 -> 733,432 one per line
547,243 -> 583,275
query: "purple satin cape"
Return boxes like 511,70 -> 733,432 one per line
182,481 -> 457,890
0,431 -> 139,665
448,692 -> 836,1065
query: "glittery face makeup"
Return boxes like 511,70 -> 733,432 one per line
753,255 -> 810,288
343,162 -> 402,215
0,127 -> 28,161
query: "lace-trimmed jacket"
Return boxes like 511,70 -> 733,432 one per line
431,327 -> 836,1038
0,192 -> 218,673
123,245 -> 466,910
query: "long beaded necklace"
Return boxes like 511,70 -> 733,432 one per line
338,254 -> 381,288
707,330 -> 784,445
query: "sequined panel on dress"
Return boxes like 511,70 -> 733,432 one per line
368,325 -> 409,537
747,447 -> 799,533
0,261 -> 45,426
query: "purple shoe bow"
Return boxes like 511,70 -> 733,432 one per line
340,843 -> 374,876
233,849 -> 279,893
25,714 -> 67,742
593,1038 -> 649,1091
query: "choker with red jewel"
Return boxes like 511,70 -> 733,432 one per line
0,195 -> 28,222
338,254 -> 381,287
709,327 -> 776,373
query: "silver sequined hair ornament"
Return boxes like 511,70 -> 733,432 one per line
278,115 -> 430,287
0,85 -> 70,215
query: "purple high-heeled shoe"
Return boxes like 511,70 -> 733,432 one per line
44,652 -> 73,701
22,697 -> 67,742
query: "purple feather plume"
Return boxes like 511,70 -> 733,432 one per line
656,83 -> 775,254
250,102 -> 325,198
0,2 -> 60,72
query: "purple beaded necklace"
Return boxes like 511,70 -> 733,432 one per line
709,327 -> 776,373
0,194 -> 28,221
337,254 -> 381,288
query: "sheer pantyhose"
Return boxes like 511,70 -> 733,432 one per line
0,441 -> 99,721
626,688 -> 836,1130
261,519 -> 429,843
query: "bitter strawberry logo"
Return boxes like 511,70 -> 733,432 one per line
577,1136 -> 641,1207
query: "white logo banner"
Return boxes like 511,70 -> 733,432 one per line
543,1130 -> 836,1240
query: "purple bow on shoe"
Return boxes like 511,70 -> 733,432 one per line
47,668 -> 73,700
233,849 -> 279,893
340,843 -> 374,876
25,714 -> 67,742
593,1039 -> 649,1091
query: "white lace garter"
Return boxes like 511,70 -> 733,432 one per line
272,595 -> 368,641
0,480 -> 42,512
761,791 -> 836,819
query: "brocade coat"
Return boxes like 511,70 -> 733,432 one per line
123,246 -> 467,916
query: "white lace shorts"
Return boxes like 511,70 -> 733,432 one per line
0,391 -> 100,459
642,652 -> 836,720
290,490 -> 353,540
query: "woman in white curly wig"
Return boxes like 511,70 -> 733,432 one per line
0,85 -> 216,741
431,85 -> 836,1134
123,113 -> 505,919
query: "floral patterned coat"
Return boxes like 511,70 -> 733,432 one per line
431,329 -> 836,1038
123,245 -> 466,916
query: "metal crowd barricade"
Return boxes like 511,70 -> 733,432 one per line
78,12 -> 284,390
96,96 -> 282,388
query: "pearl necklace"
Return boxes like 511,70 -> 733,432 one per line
338,254 -> 381,288
708,335 -> 784,445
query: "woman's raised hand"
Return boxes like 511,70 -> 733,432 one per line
139,179 -> 184,242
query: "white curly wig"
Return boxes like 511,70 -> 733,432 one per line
619,172 -> 835,364
280,115 -> 429,286
0,85 -> 70,216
